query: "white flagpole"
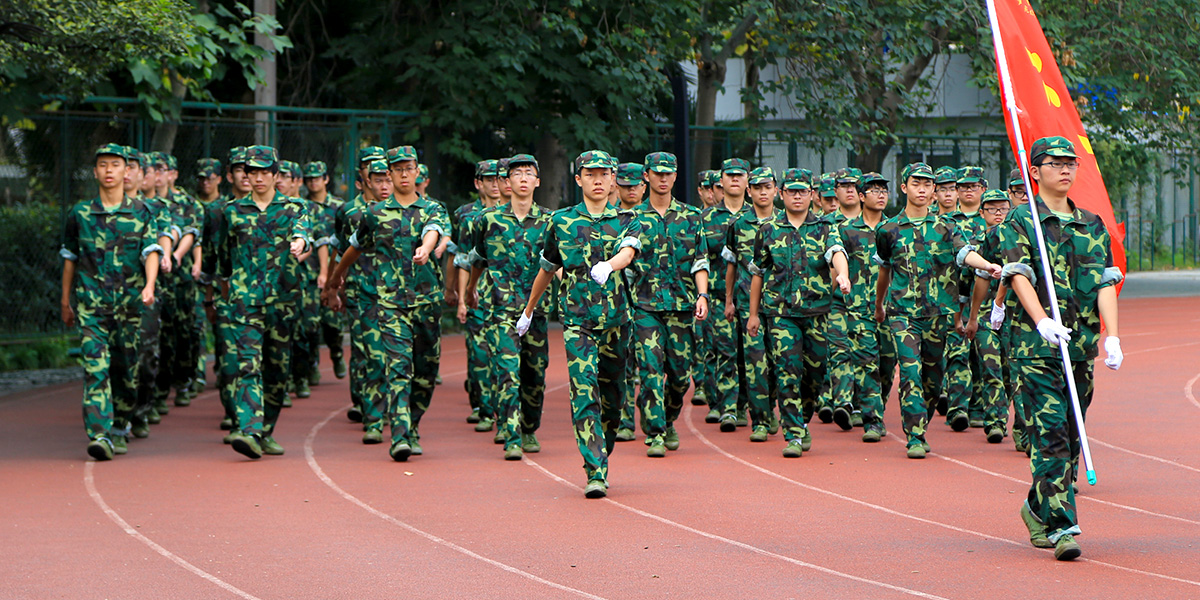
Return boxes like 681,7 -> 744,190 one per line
984,0 -> 1097,486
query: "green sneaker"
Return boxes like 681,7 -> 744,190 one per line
333,358 -> 347,379
389,440 -> 412,462
475,417 -> 494,432
493,430 -> 505,445
986,426 -> 1005,444
260,436 -> 285,456
833,407 -> 852,431
921,439 -> 931,452
663,426 -> 680,451
615,427 -> 636,442
1020,503 -> 1055,548
584,479 -> 608,499
409,438 -> 423,456
906,444 -> 926,459
308,368 -> 320,387
817,406 -> 833,424
782,439 -> 804,458
749,425 -> 769,442
862,425 -> 883,443
295,380 -> 311,399
147,408 -> 162,425
1054,534 -> 1081,561
736,410 -> 749,427
231,433 -> 263,460
219,417 -> 233,431
1013,429 -> 1030,453
799,427 -> 813,451
949,411 -> 969,432
521,433 -> 541,453
719,413 -> 737,432
362,430 -> 383,445
223,432 -> 235,445
281,396 -> 293,408
646,436 -> 666,458
691,390 -> 707,406
705,409 -> 720,424
130,421 -> 150,439
767,415 -> 780,435
347,407 -> 363,423
112,435 -> 128,455
154,401 -> 170,416
504,445 -> 523,461
850,412 -> 863,428
174,389 -> 191,407
466,408 -> 480,424
87,437 -> 114,461
436,374 -> 443,385
969,417 -> 985,428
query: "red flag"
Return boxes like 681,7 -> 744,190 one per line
991,0 -> 1127,280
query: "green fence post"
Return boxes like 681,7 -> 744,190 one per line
59,112 -> 70,208
788,139 -> 797,169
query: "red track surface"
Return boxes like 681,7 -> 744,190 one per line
3,296 -> 1199,599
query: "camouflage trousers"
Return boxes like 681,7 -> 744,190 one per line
487,311 -> 549,450
828,310 -> 883,426
708,299 -> 742,416
972,317 -> 1009,432
1019,357 -> 1093,543
563,322 -> 630,483
878,321 -> 897,408
464,305 -> 494,419
135,299 -> 161,420
214,298 -> 238,425
290,283 -> 321,385
228,301 -> 296,436
888,313 -> 951,446
79,307 -> 142,439
155,278 -> 200,402
320,304 -> 345,363
378,304 -> 419,445
944,322 -> 976,420
193,294 -> 207,384
634,309 -> 695,438
618,343 -> 641,432
409,302 -> 442,439
348,294 -> 386,430
1002,326 -> 1029,444
693,317 -> 713,401
738,312 -> 773,426
765,316 -> 810,442
798,313 -> 831,420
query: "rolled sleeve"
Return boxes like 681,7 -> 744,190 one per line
539,251 -> 560,273
349,231 -> 364,250
617,235 -> 642,253
720,246 -> 736,263
872,253 -> 887,267
1001,262 -> 1036,286
747,261 -> 763,277
140,243 -> 164,263
446,240 -> 459,255
955,244 -> 978,267
422,223 -> 447,238
453,252 -> 473,270
1100,266 -> 1124,288
690,257 -> 710,274
824,244 -> 846,264
59,246 -> 79,262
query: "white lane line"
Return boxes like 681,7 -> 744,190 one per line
684,410 -> 1200,588
1090,438 -> 1200,475
84,462 -> 265,600
520,457 -> 950,600
1186,372 -> 1200,410
1125,341 -> 1200,356
883,433 -> 1200,527
304,406 -> 607,600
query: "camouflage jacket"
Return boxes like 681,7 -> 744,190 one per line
998,197 -> 1121,361
307,194 -> 344,271
724,207 -> 775,317
468,202 -> 552,316
947,209 -> 988,306
349,194 -> 449,309
628,198 -> 708,312
162,189 -> 203,285
539,202 -> 643,329
874,211 -> 975,319
216,191 -> 312,308
453,198 -> 496,298
832,212 -> 884,318
334,194 -> 378,299
415,197 -> 451,302
199,196 -> 232,285
750,211 -> 843,318
60,195 -> 169,314
278,196 -> 321,303
701,199 -> 753,303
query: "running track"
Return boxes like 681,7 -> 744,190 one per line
2,296 -> 1198,599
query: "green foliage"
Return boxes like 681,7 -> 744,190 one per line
0,203 -> 67,336
0,336 -> 76,372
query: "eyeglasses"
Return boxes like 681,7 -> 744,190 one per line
957,183 -> 983,191
864,188 -> 888,195
392,166 -> 418,174
1043,160 -> 1079,171
1008,189 -> 1028,198
982,206 -> 1011,215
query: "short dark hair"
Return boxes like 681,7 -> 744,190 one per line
245,165 -> 279,175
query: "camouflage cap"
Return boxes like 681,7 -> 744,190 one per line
508,153 -> 539,173
416,164 -> 430,184
781,168 -> 813,191
244,145 -> 279,169
933,166 -> 959,185
577,150 -> 615,172
857,172 -> 889,191
303,161 -> 328,178
721,158 -> 750,175
229,146 -> 248,166
475,159 -> 501,179
497,157 -> 511,177
900,162 -> 935,181
385,145 -> 418,164
699,170 -> 719,187
818,173 -> 837,197
957,165 -> 986,185
1007,168 -> 1025,188
196,158 -> 222,178
748,166 -> 777,185
164,154 -> 178,171
122,146 -> 144,166
834,167 -> 862,184
148,151 -> 169,168
1030,136 -> 1077,162
95,143 -> 126,159
276,160 -> 299,178
358,146 -> 386,164
616,163 -> 645,186
364,159 -> 389,175
644,151 -> 677,173
981,189 -> 1011,204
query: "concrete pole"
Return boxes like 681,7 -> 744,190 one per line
253,0 -> 277,145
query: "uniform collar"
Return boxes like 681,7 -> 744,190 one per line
502,201 -> 543,220
572,202 -> 618,221
636,197 -> 682,215
89,195 -> 135,214
1031,195 -> 1081,223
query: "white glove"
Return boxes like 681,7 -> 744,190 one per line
988,302 -> 1005,330
590,261 -> 614,285
1036,318 -> 1072,346
516,311 -> 532,337
1104,336 -> 1123,371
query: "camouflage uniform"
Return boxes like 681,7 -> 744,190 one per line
974,212 -> 1011,436
335,191 -> 384,428
614,162 -> 646,436
943,167 -> 990,425
62,182 -> 169,443
724,184 -> 777,428
539,169 -> 643,485
300,162 -> 345,380
453,160 -> 502,423
998,192 -> 1120,543
467,200 -> 552,451
692,170 -> 721,406
152,158 -> 205,407
750,210 -> 843,444
874,165 -> 976,451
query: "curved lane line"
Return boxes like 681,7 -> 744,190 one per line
520,457 -> 951,600
304,406 -> 607,600
1186,372 -> 1200,410
84,462 -> 265,600
1090,438 -> 1200,475
1124,341 -> 1200,356
684,409 -> 1200,588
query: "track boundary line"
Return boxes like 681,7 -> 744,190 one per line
1186,372 -> 1200,410
520,457 -> 951,600
683,408 -> 1200,588
304,406 -> 607,600
1124,341 -> 1200,356
84,462 -> 265,600
1090,437 -> 1200,475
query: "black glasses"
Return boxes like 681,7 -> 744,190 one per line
1043,160 -> 1079,171
982,206 -> 1011,215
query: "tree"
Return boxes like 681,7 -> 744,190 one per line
691,1 -> 759,176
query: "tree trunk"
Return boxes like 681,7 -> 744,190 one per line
150,70 -> 188,152
735,58 -> 760,161
693,58 -> 724,181
534,132 -> 568,210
